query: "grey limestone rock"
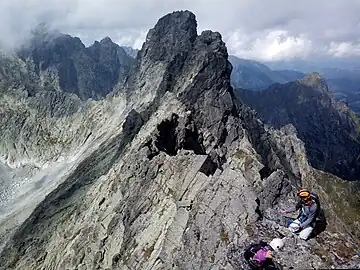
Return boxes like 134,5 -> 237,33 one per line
0,10 -> 359,270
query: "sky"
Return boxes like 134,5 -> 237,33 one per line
1,0 -> 360,62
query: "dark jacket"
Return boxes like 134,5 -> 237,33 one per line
285,196 -> 318,228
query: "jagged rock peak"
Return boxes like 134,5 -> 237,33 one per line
140,10 -> 198,61
29,23 -> 62,40
124,10 -> 233,151
300,72 -> 322,83
126,9 -> 229,104
149,10 -> 197,41
297,72 -> 330,92
197,30 -> 227,55
132,10 -> 227,69
27,23 -> 82,48
100,36 -> 114,44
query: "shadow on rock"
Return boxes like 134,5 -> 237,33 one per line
310,215 -> 328,239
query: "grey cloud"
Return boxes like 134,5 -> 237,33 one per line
0,0 -> 359,60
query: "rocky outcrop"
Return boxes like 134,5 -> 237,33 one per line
0,10 -> 359,270
236,73 -> 360,181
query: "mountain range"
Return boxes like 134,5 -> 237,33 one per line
236,73 -> 360,181
11,24 -> 133,101
0,10 -> 359,270
229,55 -> 360,116
229,55 -> 305,90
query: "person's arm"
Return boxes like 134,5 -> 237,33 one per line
299,204 -> 318,228
280,201 -> 302,214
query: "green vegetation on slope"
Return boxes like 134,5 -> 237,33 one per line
314,169 -> 360,240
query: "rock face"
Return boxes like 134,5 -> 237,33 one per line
0,11 -> 359,270
16,25 -> 133,100
236,73 -> 360,181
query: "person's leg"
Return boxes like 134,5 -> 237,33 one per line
299,226 -> 313,240
262,259 -> 279,270
288,219 -> 301,233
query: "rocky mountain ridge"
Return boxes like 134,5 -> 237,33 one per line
2,24 -> 134,101
230,56 -> 360,115
0,26 -> 135,169
236,72 -> 360,181
0,10 -> 359,270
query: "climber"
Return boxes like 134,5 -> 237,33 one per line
279,188 -> 323,240
243,238 -> 284,269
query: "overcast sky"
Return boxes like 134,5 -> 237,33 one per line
1,0 -> 359,61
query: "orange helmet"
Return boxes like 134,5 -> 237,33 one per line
297,188 -> 311,199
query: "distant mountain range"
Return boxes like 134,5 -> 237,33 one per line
228,55 -> 305,90
8,25 -> 134,101
228,55 -> 360,115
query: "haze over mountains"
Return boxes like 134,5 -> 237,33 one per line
0,10 -> 359,270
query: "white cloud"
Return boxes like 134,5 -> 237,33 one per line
327,41 -> 360,57
0,0 -> 359,61
133,31 -> 148,49
226,29 -> 312,61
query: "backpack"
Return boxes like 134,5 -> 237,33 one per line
310,193 -> 326,223
243,240 -> 268,268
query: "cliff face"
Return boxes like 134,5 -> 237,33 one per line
0,11 -> 359,270
236,73 -> 360,181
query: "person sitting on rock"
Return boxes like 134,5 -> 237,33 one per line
243,238 -> 284,269
279,188 -> 321,240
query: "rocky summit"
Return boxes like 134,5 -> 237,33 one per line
0,10 -> 359,270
